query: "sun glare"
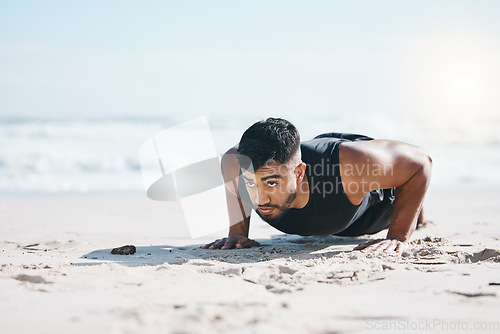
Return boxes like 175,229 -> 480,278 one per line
396,27 -> 500,138
449,73 -> 478,99
442,67 -> 484,108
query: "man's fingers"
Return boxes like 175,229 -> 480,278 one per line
353,239 -> 383,250
381,240 -> 398,252
361,243 -> 382,253
235,238 -> 252,249
200,240 -> 217,249
380,240 -> 406,253
395,241 -> 406,253
360,239 -> 389,253
221,238 -> 238,250
357,239 -> 406,253
202,240 -> 221,249
378,240 -> 391,252
208,239 -> 226,250
202,236 -> 253,250
353,242 -> 370,250
353,243 -> 370,250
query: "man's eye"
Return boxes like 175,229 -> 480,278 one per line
245,182 -> 256,188
267,182 -> 278,187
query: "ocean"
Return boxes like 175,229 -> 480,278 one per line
1,114 -> 499,195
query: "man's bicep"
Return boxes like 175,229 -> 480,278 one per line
221,145 -> 240,195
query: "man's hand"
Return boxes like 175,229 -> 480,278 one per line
200,234 -> 253,250
353,238 -> 407,253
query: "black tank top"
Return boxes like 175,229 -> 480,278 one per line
239,132 -> 395,236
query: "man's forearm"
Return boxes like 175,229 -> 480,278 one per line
225,187 -> 251,237
387,159 -> 432,242
229,219 -> 250,237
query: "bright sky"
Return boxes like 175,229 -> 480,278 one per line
1,0 -> 499,135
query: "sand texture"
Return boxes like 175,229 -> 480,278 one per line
1,189 -> 499,333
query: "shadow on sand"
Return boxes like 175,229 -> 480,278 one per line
76,234 -> 370,267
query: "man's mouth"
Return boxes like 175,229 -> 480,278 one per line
258,207 -> 275,215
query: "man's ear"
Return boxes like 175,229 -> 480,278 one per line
295,162 -> 306,180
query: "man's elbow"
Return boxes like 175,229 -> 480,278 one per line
416,147 -> 433,182
421,148 -> 432,169
399,143 -> 433,182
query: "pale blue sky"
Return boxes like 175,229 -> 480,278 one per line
1,0 -> 499,134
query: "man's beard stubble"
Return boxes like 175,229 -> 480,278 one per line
254,191 -> 297,225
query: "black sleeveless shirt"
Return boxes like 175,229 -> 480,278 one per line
239,132 -> 395,236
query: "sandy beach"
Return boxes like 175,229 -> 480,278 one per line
3,0 -> 500,333
0,188 -> 499,334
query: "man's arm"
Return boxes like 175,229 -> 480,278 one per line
339,139 -> 432,252
201,146 -> 254,250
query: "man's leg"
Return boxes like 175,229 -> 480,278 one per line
416,207 -> 433,229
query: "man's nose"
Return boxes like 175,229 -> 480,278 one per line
255,188 -> 270,206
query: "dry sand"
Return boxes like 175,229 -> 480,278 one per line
1,189 -> 499,333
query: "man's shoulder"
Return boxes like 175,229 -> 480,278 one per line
309,132 -> 373,142
300,132 -> 374,164
299,137 -> 342,165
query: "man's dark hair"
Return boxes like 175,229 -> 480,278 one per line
237,118 -> 300,171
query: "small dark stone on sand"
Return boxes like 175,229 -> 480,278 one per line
111,245 -> 136,255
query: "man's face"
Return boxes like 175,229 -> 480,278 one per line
241,161 -> 300,223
